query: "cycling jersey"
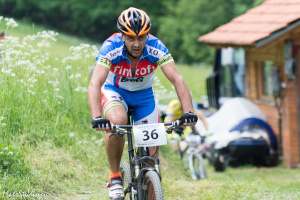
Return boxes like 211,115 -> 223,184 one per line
96,33 -> 173,91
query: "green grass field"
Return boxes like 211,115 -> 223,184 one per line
1,18 -> 300,200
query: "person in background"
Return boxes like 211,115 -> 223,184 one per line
164,99 -> 208,153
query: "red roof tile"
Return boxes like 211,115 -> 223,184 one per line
265,0 -> 300,5
199,0 -> 300,46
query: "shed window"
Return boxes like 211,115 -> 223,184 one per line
262,60 -> 274,96
219,48 -> 245,97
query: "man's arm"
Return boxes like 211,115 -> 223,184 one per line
88,64 -> 109,118
160,61 -> 194,113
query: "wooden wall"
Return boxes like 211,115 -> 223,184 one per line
244,26 -> 300,167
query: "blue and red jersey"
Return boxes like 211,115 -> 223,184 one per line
96,33 -> 173,91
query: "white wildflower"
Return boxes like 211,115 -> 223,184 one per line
37,30 -> 58,42
74,86 -> 87,93
75,73 -> 81,79
1,67 -> 16,77
66,65 -> 72,70
4,17 -> 18,28
0,122 -> 6,127
95,139 -> 103,146
37,40 -> 50,48
36,69 -> 45,75
28,89 -> 36,96
69,132 -> 76,138
70,73 -> 81,80
48,80 -> 60,87
55,95 -> 64,100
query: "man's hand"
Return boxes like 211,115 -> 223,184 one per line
179,112 -> 198,125
91,116 -> 111,129
174,126 -> 184,136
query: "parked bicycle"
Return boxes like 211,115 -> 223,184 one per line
93,116 -> 193,200
170,127 -> 209,180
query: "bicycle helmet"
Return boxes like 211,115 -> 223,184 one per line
117,7 -> 151,37
165,99 -> 183,122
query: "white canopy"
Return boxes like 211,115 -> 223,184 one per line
196,97 -> 266,134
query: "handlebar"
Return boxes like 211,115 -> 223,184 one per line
111,120 -> 181,129
110,120 -> 182,135
92,118 -> 193,135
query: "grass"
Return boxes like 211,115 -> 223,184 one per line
0,18 -> 300,200
155,64 -> 211,104
162,162 -> 300,200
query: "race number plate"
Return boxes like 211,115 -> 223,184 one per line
132,123 -> 168,147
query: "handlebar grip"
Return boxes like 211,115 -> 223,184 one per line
91,117 -> 111,129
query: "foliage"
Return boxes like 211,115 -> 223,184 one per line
0,17 -> 96,144
0,17 -> 300,200
0,144 -> 28,175
0,0 -> 167,42
0,0 -> 263,63
0,16 -> 106,195
158,0 -> 263,63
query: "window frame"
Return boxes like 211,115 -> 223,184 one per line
255,60 -> 276,103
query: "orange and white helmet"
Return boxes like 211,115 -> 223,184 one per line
117,7 -> 151,37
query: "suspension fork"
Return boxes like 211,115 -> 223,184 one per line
126,127 -> 136,181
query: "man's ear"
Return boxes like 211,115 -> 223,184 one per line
121,34 -> 126,41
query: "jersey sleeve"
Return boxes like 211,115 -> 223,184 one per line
157,53 -> 174,67
155,40 -> 174,67
95,40 -> 114,69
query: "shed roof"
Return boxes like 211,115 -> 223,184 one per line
199,0 -> 300,47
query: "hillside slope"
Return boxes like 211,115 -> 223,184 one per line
1,18 -> 300,200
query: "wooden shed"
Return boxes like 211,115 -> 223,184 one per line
199,0 -> 300,167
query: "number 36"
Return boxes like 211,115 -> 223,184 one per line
142,129 -> 159,141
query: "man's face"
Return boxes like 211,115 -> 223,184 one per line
123,34 -> 147,58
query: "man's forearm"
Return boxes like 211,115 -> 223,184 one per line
88,85 -> 102,118
160,62 -> 194,113
88,64 -> 109,118
174,78 -> 194,113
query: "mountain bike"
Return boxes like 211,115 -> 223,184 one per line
95,116 -> 186,200
182,132 -> 208,180
171,128 -> 208,180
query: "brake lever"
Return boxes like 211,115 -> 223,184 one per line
106,125 -> 126,136
166,128 -> 173,134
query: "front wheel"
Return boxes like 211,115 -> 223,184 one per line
121,162 -> 137,200
213,153 -> 226,172
141,170 -> 164,200
188,153 -> 207,180
120,161 -> 131,188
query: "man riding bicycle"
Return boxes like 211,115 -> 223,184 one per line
88,7 -> 198,199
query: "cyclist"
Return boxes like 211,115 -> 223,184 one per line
164,99 -> 208,152
88,7 -> 198,199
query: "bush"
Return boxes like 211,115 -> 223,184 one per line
0,144 -> 28,175
0,17 -> 96,145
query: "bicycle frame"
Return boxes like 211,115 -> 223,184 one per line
172,130 -> 208,180
114,117 -> 163,199
92,112 -> 190,199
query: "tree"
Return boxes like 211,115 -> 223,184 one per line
0,0 -> 262,63
158,0 -> 263,63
